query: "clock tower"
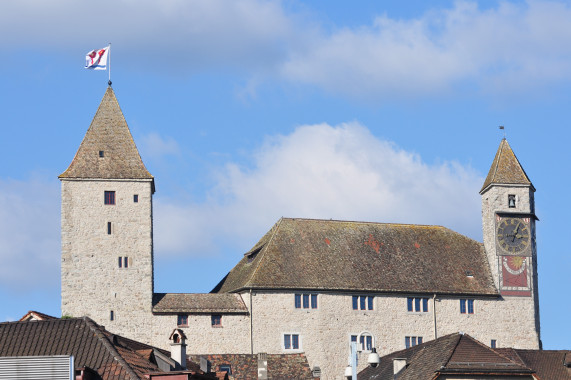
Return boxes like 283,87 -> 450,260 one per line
480,138 -> 541,345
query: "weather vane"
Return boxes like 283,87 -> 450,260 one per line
499,125 -> 506,139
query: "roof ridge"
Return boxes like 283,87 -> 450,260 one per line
281,216 -> 447,229
246,217 -> 284,287
83,316 -> 141,380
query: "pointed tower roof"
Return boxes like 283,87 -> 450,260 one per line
480,138 -> 533,194
59,87 -> 154,184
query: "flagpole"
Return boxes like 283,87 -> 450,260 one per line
108,43 -> 112,85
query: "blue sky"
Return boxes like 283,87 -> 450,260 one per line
0,0 -> 569,349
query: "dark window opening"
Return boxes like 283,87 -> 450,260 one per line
99,150 -> 104,158
104,191 -> 115,205
407,297 -> 429,312
353,295 -> 374,310
110,311 -> 114,321
124,257 -> 128,268
491,339 -> 497,348
133,194 -> 139,203
405,336 -> 422,348
118,257 -> 122,268
460,299 -> 474,314
177,314 -> 188,327
107,222 -> 112,235
508,194 -> 516,208
219,365 -> 232,375
211,314 -> 222,327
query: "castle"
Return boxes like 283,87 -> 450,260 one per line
60,87 -> 541,379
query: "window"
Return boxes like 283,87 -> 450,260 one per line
407,297 -> 429,312
118,257 -> 122,268
177,314 -> 188,327
124,257 -> 128,268
508,194 -> 516,208
352,295 -> 373,310
295,293 -> 318,309
405,336 -> 423,348
460,299 -> 474,314
284,334 -> 300,350
351,334 -> 373,351
99,150 -> 104,158
491,339 -> 497,348
219,365 -> 232,375
211,314 -> 222,327
133,194 -> 139,203
104,191 -> 115,205
107,222 -> 112,235
110,310 -> 114,321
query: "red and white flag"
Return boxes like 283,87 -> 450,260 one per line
85,46 -> 109,70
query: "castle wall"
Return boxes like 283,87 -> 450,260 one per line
61,179 -> 154,343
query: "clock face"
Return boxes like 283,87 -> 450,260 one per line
496,217 -> 530,254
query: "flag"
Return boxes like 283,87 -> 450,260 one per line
85,46 -> 110,70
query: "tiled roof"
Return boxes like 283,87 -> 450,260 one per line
152,293 -> 248,314
496,348 -> 571,379
213,218 -> 497,296
480,138 -> 533,193
189,353 -> 314,380
0,317 -> 169,380
59,87 -> 154,183
358,333 -> 532,380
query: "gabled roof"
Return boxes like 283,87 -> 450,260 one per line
18,310 -> 57,321
0,317 -> 170,379
189,353 -> 314,380
152,293 -> 249,314
213,218 -> 497,296
359,333 -> 533,380
496,348 -> 571,379
59,87 -> 154,184
480,138 -> 534,194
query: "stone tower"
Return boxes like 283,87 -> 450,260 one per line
480,138 -> 541,347
60,87 -> 155,342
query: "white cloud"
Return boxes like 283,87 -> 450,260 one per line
154,122 -> 483,257
280,1 -> 571,98
139,132 -> 181,159
3,1 -> 571,97
0,178 -> 60,291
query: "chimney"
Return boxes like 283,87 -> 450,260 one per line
168,329 -> 187,370
393,358 -> 407,377
257,352 -> 268,379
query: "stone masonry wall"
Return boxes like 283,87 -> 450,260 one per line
61,179 -> 155,343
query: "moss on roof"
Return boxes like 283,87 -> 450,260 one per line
59,87 -> 154,182
213,218 -> 497,296
480,138 -> 533,193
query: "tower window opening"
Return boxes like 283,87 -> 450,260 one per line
124,257 -> 128,268
491,339 -> 497,348
508,194 -> 516,208
118,257 -> 122,268
133,194 -> 139,203
99,150 -> 104,158
107,222 -> 112,235
110,310 -> 114,321
104,191 -> 115,205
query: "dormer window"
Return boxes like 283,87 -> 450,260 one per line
99,150 -> 104,158
508,194 -> 516,208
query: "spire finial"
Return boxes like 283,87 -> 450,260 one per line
108,80 -> 112,87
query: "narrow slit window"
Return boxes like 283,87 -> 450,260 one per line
118,257 -> 122,268
303,294 -> 309,308
311,294 -> 318,309
133,194 -> 139,203
124,257 -> 128,268
491,339 -> 497,348
99,150 -> 104,158
107,222 -> 112,235
110,310 -> 114,321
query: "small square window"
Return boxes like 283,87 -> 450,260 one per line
177,314 -> 188,327
211,314 -> 222,327
508,194 -> 516,208
99,150 -> 104,158
104,191 -> 115,205
460,299 -> 474,314
133,194 -> 139,203
284,334 -> 300,350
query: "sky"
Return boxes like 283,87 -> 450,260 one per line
0,0 -> 569,349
